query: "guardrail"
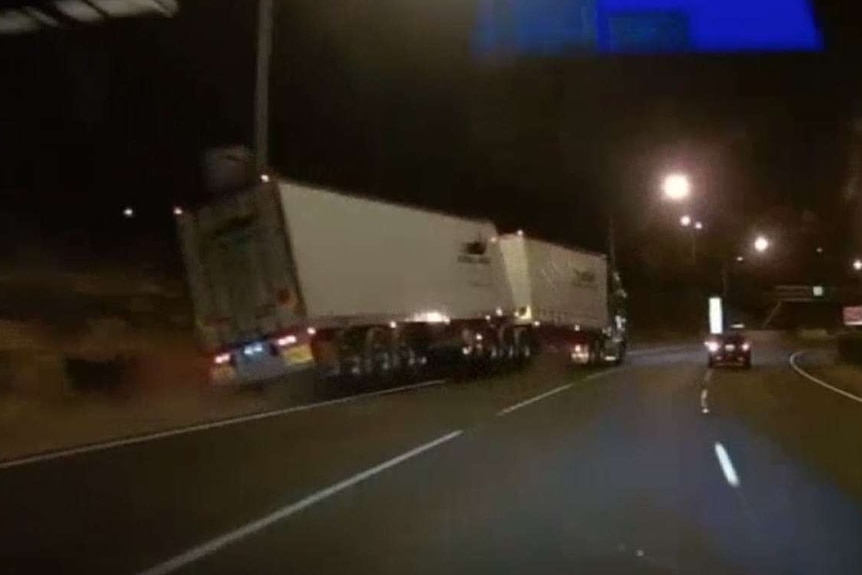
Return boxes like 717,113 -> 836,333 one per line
837,332 -> 862,365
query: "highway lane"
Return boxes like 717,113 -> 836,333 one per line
2,341 -> 862,574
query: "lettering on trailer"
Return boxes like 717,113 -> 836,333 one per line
572,268 -> 596,287
458,240 -> 491,265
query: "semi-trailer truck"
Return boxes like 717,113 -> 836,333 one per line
177,178 -> 626,385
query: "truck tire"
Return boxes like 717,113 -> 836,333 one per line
362,327 -> 396,384
499,326 -> 517,364
614,342 -> 627,366
589,340 -> 602,367
516,328 -> 533,366
310,331 -> 342,380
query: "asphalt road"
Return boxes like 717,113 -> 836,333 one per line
2,338 -> 862,574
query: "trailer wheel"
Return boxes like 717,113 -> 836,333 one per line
310,331 -> 341,380
515,328 -> 533,366
498,327 -> 516,364
482,328 -> 502,364
362,327 -> 395,383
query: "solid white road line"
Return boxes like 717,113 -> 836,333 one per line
496,383 -> 573,417
136,430 -> 463,575
0,378 -> 448,471
714,442 -> 740,488
789,351 -> 862,405
494,368 -> 617,418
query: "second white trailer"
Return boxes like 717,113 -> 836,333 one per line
498,234 -> 626,365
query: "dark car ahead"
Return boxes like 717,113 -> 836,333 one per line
705,333 -> 751,369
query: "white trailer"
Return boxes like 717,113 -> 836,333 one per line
498,234 -> 627,365
177,179 -> 526,384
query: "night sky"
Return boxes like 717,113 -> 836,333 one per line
1,0 -> 861,283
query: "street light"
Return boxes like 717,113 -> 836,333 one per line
754,236 -> 770,253
123,207 -> 134,219
694,221 -> 703,231
663,174 -> 691,202
853,259 -> 862,272
680,215 -> 692,227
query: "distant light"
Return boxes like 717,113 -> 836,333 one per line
816,247 -> 824,254
485,315 -> 491,321
533,321 -> 541,327
754,236 -> 770,253
260,174 -> 270,183
306,327 -> 317,336
680,215 -> 692,227
694,221 -> 703,231
173,206 -> 184,216
123,207 -> 134,218
813,286 -> 825,298
388,321 -> 397,329
495,307 -> 503,316
663,174 -> 691,202
705,340 -> 720,353
214,353 -> 231,365
574,325 -> 581,331
516,229 -> 524,237
489,236 -> 498,244
736,256 -> 745,263
475,333 -> 483,341
854,259 -> 862,272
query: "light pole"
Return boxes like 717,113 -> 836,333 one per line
679,215 -> 702,265
255,0 -> 274,170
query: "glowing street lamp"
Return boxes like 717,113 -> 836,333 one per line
754,236 -> 770,253
694,221 -> 703,231
853,259 -> 862,272
680,215 -> 692,227
663,174 -> 691,202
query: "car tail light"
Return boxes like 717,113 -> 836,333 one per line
277,334 -> 297,347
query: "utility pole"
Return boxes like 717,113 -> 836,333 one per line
608,212 -> 617,276
254,0 -> 274,171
